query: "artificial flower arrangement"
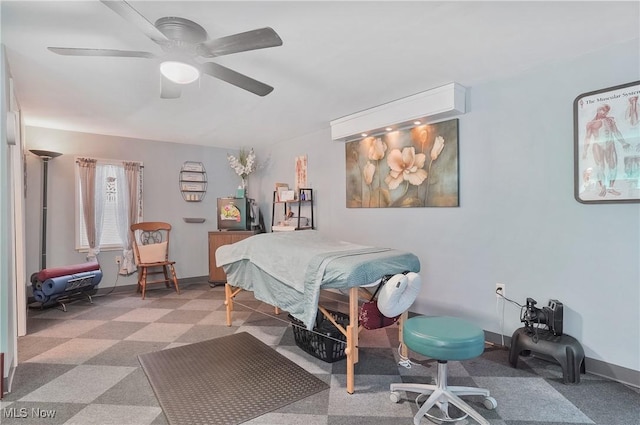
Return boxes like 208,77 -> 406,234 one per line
227,147 -> 256,188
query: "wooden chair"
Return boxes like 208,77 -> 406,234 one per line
130,221 -> 180,299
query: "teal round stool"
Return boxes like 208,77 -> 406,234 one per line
390,316 -> 497,425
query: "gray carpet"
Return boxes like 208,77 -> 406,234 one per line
6,281 -> 640,425
138,331 -> 329,425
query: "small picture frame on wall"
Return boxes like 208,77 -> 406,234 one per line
182,161 -> 204,172
295,155 -> 308,191
181,172 -> 205,182
574,81 -> 640,204
181,182 -> 205,192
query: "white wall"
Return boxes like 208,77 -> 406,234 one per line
257,38 -> 640,375
19,38 -> 639,380
24,128 -> 239,289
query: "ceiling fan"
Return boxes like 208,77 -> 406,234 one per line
48,0 -> 283,98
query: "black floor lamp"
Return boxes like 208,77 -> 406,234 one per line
30,149 -> 62,271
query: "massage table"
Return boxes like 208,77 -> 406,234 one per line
215,230 -> 420,394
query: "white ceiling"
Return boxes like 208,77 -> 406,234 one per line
2,1 -> 639,150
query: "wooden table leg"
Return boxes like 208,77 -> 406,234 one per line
399,311 -> 408,358
224,283 -> 233,326
346,286 -> 359,394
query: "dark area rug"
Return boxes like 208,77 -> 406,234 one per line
138,332 -> 329,425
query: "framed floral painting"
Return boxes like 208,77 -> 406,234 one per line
345,118 -> 459,208
574,81 -> 640,204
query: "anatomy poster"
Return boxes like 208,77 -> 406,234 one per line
574,81 -> 640,203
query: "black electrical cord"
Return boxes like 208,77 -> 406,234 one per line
92,260 -> 121,299
496,289 -> 548,342
495,288 -> 524,309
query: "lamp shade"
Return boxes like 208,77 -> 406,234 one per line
30,149 -> 62,159
160,61 -> 200,84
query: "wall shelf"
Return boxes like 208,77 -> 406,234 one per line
179,161 -> 207,202
272,188 -> 314,231
183,217 -> 206,223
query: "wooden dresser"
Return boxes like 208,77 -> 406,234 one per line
208,230 -> 258,284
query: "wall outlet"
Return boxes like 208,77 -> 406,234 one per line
115,255 -> 122,265
495,283 -> 505,299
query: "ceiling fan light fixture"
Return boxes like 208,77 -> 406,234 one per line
160,61 -> 200,84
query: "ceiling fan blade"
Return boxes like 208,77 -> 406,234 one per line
201,62 -> 274,97
48,47 -> 156,58
100,0 -> 169,44
160,75 -> 182,99
198,27 -> 283,58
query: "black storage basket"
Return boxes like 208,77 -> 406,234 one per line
289,309 -> 349,363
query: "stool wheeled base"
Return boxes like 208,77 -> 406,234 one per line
391,361 -> 496,425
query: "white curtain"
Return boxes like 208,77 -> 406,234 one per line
115,162 -> 140,274
93,165 -> 107,260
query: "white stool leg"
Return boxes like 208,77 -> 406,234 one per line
448,385 -> 491,397
413,388 -> 446,425
390,382 -> 436,395
441,391 -> 490,425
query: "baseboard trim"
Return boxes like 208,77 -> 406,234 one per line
32,281 -> 638,389
484,330 -> 640,389
323,292 -> 640,389
29,276 -> 212,301
95,275 -> 210,296
580,357 -> 640,389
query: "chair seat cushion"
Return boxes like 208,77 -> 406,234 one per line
404,316 -> 485,361
137,242 -> 168,264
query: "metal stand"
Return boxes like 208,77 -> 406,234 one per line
29,149 -> 62,270
55,291 -> 95,312
509,327 -> 586,384
31,289 -> 97,313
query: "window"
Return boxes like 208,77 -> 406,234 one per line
75,158 -> 143,251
